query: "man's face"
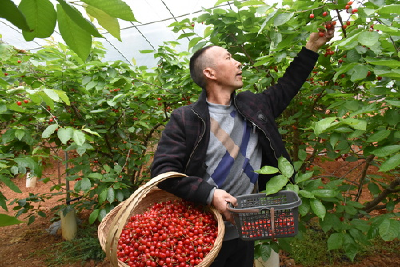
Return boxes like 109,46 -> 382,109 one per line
205,46 -> 243,91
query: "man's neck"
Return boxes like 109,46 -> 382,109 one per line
206,87 -> 232,105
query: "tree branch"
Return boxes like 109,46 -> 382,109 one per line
355,154 -> 375,202
363,177 -> 400,213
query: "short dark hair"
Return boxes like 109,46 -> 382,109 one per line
189,45 -> 215,89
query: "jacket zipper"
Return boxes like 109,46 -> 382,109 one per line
185,108 -> 206,172
233,97 -> 279,162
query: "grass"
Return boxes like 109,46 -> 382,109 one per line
286,221 -> 400,267
37,222 -> 106,267
287,226 -> 345,267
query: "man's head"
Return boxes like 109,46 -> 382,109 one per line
189,45 -> 243,92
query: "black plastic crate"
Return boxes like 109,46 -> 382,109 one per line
227,190 -> 302,241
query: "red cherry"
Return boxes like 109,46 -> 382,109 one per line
352,8 -> 358,13
310,14 -> 315,19
157,97 -> 161,101
342,25 -> 348,29
17,101 -> 22,106
24,99 -> 29,103
347,1 -> 353,5
4,73 -> 8,76
319,32 -> 325,37
346,21 -> 351,26
17,60 -> 21,64
322,11 -> 328,17
377,76 -> 382,80
345,5 -> 350,9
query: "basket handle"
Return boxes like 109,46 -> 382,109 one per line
226,203 -> 260,213
105,171 -> 187,266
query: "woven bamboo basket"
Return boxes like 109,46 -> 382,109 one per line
98,171 -> 225,267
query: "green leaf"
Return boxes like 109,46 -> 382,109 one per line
278,156 -> 294,178
336,32 -> 361,50
107,187 -> 115,203
341,118 -> 367,131
377,4 -> 400,15
0,213 -> 24,227
365,57 -> 400,67
82,128 -> 100,137
57,127 -> 73,144
379,154 -> 400,172
255,166 -> 279,175
56,90 -> 70,105
19,0 -> 56,41
379,218 -> 400,241
349,65 -> 369,82
42,124 -> 59,138
273,12 -> 294,27
264,174 -> 289,196
295,171 -> 313,184
57,4 -> 93,61
298,190 -> 315,198
343,234 -> 358,261
358,31 -> 380,47
57,0 -> 102,37
310,199 -> 326,220
327,233 -> 343,250
89,209 -> 99,224
86,5 -> 121,41
80,177 -> 91,191
367,130 -> 391,143
99,188 -> 107,204
81,0 -> 136,21
298,199 -> 310,216
313,117 -> 338,136
373,24 -> 400,35
311,189 -> 338,198
73,129 -> 86,146
373,145 -> 400,157
15,129 -> 25,141
189,37 -> 203,50
385,100 -> 400,107
0,176 -> 22,193
0,0 -> 31,31
88,173 -> 103,180
43,89 -> 60,102
177,32 -> 196,40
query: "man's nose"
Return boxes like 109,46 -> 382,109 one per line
236,60 -> 242,69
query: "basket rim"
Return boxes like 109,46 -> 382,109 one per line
228,190 -> 302,213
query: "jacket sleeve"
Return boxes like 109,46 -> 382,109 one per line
150,108 -> 215,205
262,47 -> 319,118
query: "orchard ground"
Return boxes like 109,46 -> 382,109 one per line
0,155 -> 399,267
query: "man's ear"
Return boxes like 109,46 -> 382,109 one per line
203,67 -> 216,80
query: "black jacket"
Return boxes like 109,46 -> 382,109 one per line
151,47 -> 319,205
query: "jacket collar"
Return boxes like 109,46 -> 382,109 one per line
192,89 -> 238,119
191,89 -> 209,120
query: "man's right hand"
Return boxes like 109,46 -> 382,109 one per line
212,189 -> 237,224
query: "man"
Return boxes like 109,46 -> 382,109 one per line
151,27 -> 335,267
